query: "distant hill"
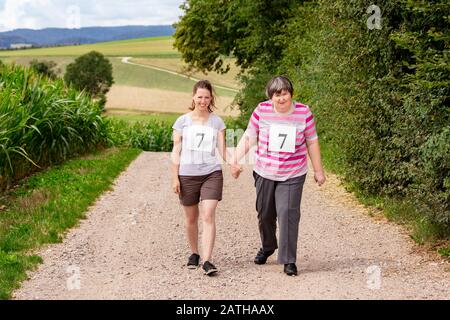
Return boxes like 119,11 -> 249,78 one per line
0,25 -> 175,49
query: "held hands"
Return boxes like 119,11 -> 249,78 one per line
230,163 -> 243,179
314,171 -> 326,187
172,178 -> 181,194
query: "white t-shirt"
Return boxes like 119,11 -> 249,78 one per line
173,113 -> 226,176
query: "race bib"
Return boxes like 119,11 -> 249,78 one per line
268,125 -> 297,153
185,125 -> 214,153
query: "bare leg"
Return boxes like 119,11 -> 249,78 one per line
183,204 -> 200,254
200,200 -> 219,262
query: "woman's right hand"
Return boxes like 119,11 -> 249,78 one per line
172,178 -> 181,194
230,164 -> 243,179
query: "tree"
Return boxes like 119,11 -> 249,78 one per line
174,0 -> 298,120
29,59 -> 59,79
64,51 -> 114,108
173,0 -> 296,74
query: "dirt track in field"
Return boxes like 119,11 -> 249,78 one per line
105,85 -> 238,117
13,152 -> 450,300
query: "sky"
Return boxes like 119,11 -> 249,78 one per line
0,0 -> 185,32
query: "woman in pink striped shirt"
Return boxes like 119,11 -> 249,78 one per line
229,76 -> 326,276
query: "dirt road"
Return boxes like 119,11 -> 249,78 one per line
105,85 -> 238,117
13,152 -> 450,299
120,57 -> 239,93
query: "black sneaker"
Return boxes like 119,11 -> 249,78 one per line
202,261 -> 218,276
284,263 -> 298,276
254,248 -> 275,265
187,253 -> 200,269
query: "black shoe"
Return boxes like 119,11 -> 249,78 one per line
284,263 -> 298,276
202,261 -> 218,276
254,248 -> 275,265
187,253 -> 200,269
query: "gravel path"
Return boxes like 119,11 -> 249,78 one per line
13,152 -> 450,300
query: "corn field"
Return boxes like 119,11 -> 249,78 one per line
0,63 -> 109,189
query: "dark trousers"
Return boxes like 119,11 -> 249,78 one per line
253,171 -> 306,264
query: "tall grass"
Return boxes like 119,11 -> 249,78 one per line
105,114 -> 244,152
106,118 -> 173,151
0,63 -> 109,189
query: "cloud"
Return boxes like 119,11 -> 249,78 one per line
0,0 -> 184,32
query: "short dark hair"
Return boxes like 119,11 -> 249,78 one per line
190,80 -> 216,113
265,76 -> 294,99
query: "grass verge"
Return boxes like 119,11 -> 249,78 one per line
320,138 -> 450,259
0,147 -> 141,299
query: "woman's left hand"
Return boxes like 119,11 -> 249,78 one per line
314,171 -> 326,186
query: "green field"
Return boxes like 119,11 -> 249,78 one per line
106,111 -> 238,124
0,37 -> 240,99
106,112 -> 183,124
132,57 -> 241,90
111,59 -> 236,97
0,36 -> 178,58
0,56 -> 235,97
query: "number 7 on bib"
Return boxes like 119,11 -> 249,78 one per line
186,125 -> 214,152
268,125 -> 297,153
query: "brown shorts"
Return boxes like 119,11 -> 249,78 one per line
178,170 -> 223,206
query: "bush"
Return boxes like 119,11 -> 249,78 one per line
277,0 -> 449,226
29,59 -> 59,79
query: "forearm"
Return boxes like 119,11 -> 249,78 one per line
170,148 -> 181,194
171,163 -> 180,179
170,147 -> 181,180
230,134 -> 256,165
217,130 -> 226,164
219,146 -> 227,164
306,140 -> 324,173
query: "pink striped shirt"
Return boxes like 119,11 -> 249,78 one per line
245,101 -> 318,181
